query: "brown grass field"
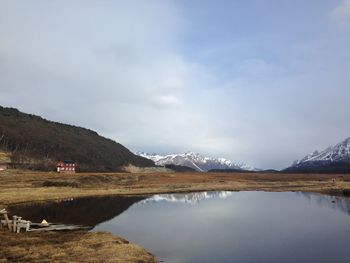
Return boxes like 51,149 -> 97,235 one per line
1,170 -> 350,206
0,230 -> 156,263
1,170 -> 350,262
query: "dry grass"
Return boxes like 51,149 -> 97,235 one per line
0,230 -> 156,263
0,151 -> 11,163
1,170 -> 350,207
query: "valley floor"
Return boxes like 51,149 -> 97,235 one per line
1,170 -> 350,262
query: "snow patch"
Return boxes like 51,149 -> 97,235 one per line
136,151 -> 257,172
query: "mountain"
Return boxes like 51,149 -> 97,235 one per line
136,152 -> 255,172
285,137 -> 350,173
0,106 -> 154,172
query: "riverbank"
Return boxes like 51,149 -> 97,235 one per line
1,170 -> 350,262
1,170 -> 350,207
0,230 -> 157,263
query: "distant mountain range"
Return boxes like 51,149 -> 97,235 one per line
138,137 -> 350,174
2,106 -> 350,174
285,137 -> 350,173
136,152 -> 256,172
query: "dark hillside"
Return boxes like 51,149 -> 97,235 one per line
283,162 -> 350,174
0,106 -> 154,171
164,164 -> 197,172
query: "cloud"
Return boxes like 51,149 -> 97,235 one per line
0,0 -> 220,160
331,0 -> 350,25
1,1 -> 350,169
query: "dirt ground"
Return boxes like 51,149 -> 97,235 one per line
1,170 -> 350,262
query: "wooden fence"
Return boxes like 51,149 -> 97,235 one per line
1,208 -> 89,232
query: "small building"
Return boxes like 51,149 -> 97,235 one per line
0,163 -> 7,171
57,160 -> 76,173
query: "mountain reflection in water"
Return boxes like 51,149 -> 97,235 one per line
7,191 -> 350,229
138,191 -> 350,217
94,191 -> 350,263
7,195 -> 145,227
296,192 -> 350,216
140,191 -> 233,205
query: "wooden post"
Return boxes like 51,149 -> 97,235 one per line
4,213 -> 11,231
16,220 -> 31,233
26,221 -> 31,232
0,209 -> 11,231
1,210 -> 31,233
13,216 -> 18,232
16,217 -> 22,233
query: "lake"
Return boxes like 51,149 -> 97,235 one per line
8,191 -> 350,263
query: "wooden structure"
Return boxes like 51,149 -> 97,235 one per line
12,216 -> 31,233
1,209 -> 30,233
0,209 -> 11,230
1,208 -> 87,233
56,160 -> 76,173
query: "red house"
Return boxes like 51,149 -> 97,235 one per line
57,160 -> 76,173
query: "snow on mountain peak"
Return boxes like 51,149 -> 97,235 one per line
135,151 -> 256,172
292,137 -> 350,167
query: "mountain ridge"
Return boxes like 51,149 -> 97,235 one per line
285,137 -> 350,173
136,151 -> 256,172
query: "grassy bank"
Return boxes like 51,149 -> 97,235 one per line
1,170 -> 350,207
0,230 -> 156,263
1,170 -> 350,262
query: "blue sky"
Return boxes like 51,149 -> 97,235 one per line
0,0 -> 350,169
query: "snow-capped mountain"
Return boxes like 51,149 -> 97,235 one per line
139,191 -> 233,205
287,137 -> 350,172
135,151 -> 255,172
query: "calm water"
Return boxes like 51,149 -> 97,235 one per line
8,192 -> 350,263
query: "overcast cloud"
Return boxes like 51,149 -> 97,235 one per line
1,0 -> 350,169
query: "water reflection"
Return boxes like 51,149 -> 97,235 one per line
7,191 -> 350,263
8,191 -> 350,226
94,191 -> 350,263
8,195 -> 145,227
296,192 -> 350,216
140,191 -> 233,205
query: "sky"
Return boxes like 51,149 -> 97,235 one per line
0,0 -> 350,169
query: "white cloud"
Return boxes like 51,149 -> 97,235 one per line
0,0 -> 219,162
331,0 -> 350,25
1,1 -> 350,169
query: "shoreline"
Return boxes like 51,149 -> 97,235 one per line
2,187 -> 349,208
1,170 -> 350,207
1,170 -> 350,262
